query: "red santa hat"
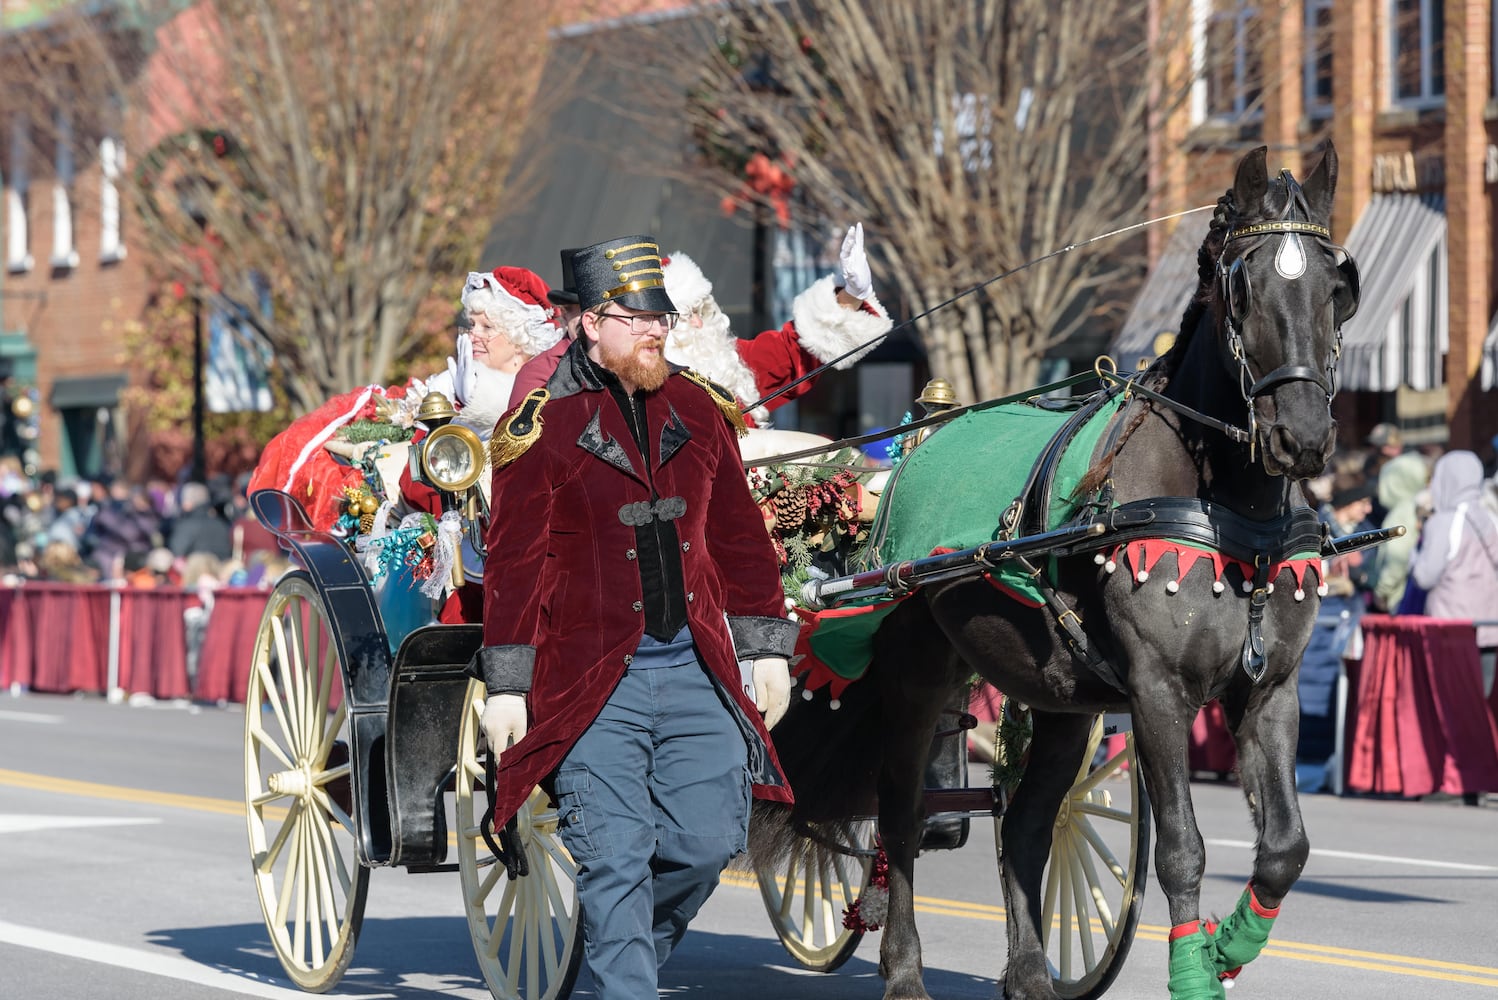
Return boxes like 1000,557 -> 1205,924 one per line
462,267 -> 564,356
661,252 -> 715,315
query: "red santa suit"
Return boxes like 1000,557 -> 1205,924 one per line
660,251 -> 892,426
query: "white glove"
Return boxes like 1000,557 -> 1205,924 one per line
838,223 -> 873,301
752,656 -> 791,730
480,693 -> 528,761
446,332 -> 477,407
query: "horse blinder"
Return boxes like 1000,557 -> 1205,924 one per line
1332,249 -> 1361,327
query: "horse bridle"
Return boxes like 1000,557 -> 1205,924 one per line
1216,197 -> 1361,460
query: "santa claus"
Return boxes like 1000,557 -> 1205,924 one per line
661,223 -> 891,426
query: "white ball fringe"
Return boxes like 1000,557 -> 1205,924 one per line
1165,580 -> 1179,593
1213,580 -> 1226,594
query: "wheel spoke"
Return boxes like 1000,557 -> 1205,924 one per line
260,799 -> 304,873
259,626 -> 299,754
1069,752 -> 1124,797
1040,844 -> 1060,950
1072,826 -> 1117,938
248,719 -> 297,773
1056,828 -> 1074,979
1074,813 -> 1127,886
1064,827 -> 1097,971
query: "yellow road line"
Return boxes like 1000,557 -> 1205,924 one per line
0,768 -> 245,817
7,768 -> 1497,988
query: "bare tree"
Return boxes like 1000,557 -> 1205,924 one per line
686,0 -> 1194,401
14,0 -> 559,414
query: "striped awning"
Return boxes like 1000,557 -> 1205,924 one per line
1110,220 -> 1201,372
1337,195 -> 1447,392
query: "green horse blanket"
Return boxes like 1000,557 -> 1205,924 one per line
793,392 -> 1127,701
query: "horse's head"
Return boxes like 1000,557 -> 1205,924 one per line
1212,144 -> 1360,479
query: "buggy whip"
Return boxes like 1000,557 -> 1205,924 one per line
740,204 -> 1215,417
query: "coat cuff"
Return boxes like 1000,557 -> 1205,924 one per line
790,274 -> 892,370
467,645 -> 536,695
728,615 -> 798,660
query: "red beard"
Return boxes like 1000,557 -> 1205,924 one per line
600,337 -> 669,392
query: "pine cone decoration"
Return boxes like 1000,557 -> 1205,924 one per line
773,487 -> 810,531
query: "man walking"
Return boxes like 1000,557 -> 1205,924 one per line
467,235 -> 795,997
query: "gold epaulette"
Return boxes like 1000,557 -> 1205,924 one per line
679,369 -> 748,438
489,388 -> 549,469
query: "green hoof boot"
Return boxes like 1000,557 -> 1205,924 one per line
1168,923 -> 1226,1000
1207,883 -> 1279,977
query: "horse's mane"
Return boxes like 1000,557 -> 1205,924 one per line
1075,190 -> 1237,496
1156,189 -> 1237,384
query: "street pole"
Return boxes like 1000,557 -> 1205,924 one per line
191,293 -> 205,483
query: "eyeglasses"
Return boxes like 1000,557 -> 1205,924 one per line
600,311 -> 678,334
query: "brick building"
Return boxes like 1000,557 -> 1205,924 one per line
1117,0 -> 1498,453
1,1 -> 166,480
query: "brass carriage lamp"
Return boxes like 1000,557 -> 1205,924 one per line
908,377 -> 961,451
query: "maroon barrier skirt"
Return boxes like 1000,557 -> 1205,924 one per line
1347,615 -> 1498,797
0,584 -> 113,694
194,588 -> 272,703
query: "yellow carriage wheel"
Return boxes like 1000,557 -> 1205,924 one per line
998,714 -> 1150,1000
455,680 -> 584,1000
753,817 -> 877,972
244,574 -> 369,992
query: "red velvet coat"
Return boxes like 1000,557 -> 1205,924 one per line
478,345 -> 795,825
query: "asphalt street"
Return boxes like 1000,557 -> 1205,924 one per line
1,691 -> 1496,999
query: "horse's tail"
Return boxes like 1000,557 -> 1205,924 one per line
744,665 -> 887,869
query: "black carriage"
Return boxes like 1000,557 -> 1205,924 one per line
239,389 -> 1158,1000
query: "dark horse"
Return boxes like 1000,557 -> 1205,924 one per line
761,144 -> 1359,999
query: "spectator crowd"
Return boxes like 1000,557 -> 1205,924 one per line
0,465 -> 289,592
1294,424 -> 1498,795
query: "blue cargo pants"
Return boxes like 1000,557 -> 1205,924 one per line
553,626 -> 751,999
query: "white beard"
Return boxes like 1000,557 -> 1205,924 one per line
664,309 -> 761,412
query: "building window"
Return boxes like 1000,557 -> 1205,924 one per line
6,119 -> 33,273
100,137 -> 126,263
1304,0 -> 1334,118
1192,0 -> 1263,123
1390,0 -> 1444,106
51,111 -> 79,270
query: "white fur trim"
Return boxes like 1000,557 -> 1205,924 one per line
463,272 -> 564,357
663,252 -> 713,315
424,367 -> 455,401
282,385 -> 377,492
455,367 -> 517,440
790,275 -> 891,369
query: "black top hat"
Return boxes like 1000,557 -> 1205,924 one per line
546,248 -> 582,307
571,235 -> 677,314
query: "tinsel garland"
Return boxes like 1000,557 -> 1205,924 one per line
356,513 -> 439,584
886,410 -> 915,467
842,841 -> 890,932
